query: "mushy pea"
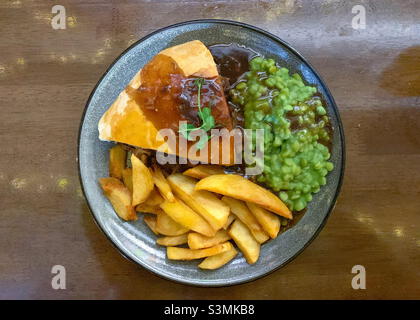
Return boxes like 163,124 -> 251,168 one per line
229,57 -> 334,212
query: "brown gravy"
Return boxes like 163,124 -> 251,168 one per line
127,54 -> 232,132
209,43 -> 258,87
287,96 -> 333,152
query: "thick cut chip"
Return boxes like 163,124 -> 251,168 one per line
151,165 -> 175,202
122,167 -> 133,193
99,177 -> 137,221
131,153 -> 154,206
167,174 -> 229,231
167,242 -> 233,260
223,214 -> 235,230
183,165 -> 225,179
156,234 -> 188,246
228,220 -> 260,264
198,247 -> 238,270
135,203 -> 161,215
143,215 -> 159,235
144,188 -> 164,206
222,197 -> 269,244
195,174 -> 292,219
156,211 -> 189,236
246,202 -> 280,239
188,230 -> 231,250
109,145 -> 126,179
160,198 -> 215,237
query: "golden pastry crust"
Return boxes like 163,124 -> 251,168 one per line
98,40 -> 235,164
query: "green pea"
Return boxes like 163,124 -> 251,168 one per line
265,78 -> 275,87
291,141 -> 299,152
294,199 -> 305,211
316,106 -> 326,115
279,191 -> 288,201
249,84 -> 259,94
236,82 -> 246,90
253,57 -> 263,64
284,174 -> 293,182
295,182 -> 304,191
325,162 -> 334,171
292,73 -> 302,81
281,166 -> 291,174
284,158 -> 294,166
291,192 -> 301,200
266,58 -> 275,67
300,158 -> 308,167
314,162 -> 322,170
294,167 -> 302,176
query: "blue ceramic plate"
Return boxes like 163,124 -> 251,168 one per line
78,20 -> 345,287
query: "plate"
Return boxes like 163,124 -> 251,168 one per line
78,19 -> 345,286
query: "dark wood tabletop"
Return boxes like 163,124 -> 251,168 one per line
0,0 -> 419,299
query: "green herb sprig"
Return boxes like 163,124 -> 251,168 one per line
179,78 -> 215,149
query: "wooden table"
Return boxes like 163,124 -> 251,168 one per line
0,0 -> 419,299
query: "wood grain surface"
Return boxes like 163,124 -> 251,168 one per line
0,0 -> 419,299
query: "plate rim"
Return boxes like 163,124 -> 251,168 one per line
77,19 -> 346,287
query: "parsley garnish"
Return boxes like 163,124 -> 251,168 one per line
179,78 -> 215,149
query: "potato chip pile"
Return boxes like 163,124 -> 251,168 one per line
100,145 -> 292,269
